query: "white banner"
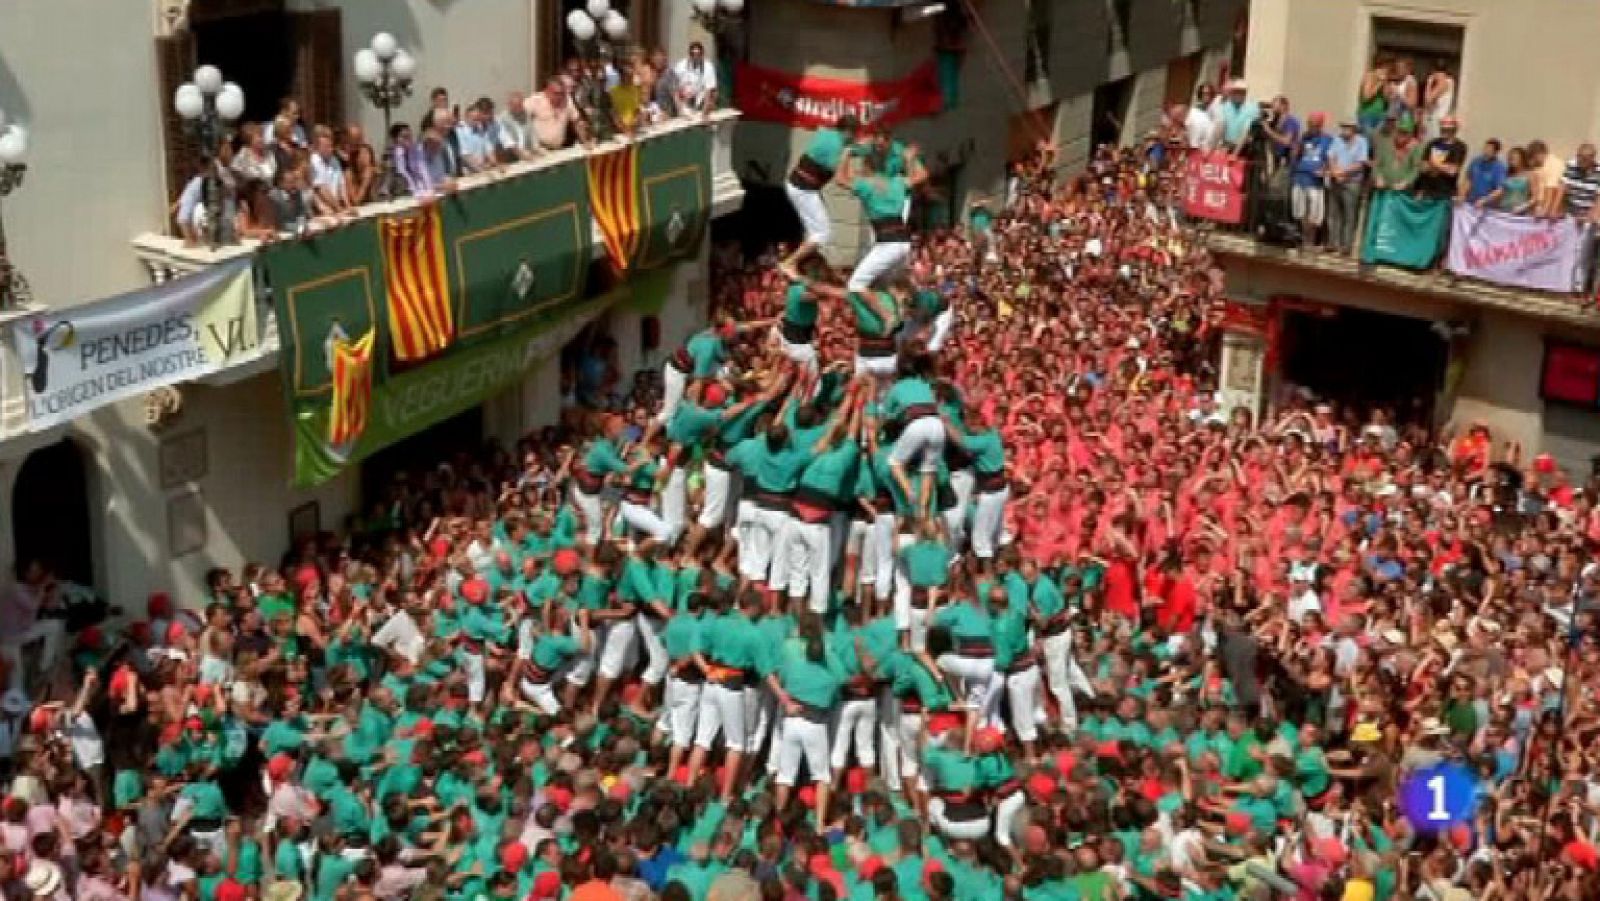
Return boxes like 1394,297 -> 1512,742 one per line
13,259 -> 259,430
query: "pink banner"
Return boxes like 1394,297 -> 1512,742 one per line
1446,203 -> 1591,293
1182,151 -> 1246,225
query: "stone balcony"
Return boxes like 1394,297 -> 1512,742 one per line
132,108 -> 744,283
1205,230 -> 1600,330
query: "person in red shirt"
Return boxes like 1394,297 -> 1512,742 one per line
1156,555 -> 1199,634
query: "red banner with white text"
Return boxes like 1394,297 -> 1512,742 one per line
1182,150 -> 1247,224
734,61 -> 945,130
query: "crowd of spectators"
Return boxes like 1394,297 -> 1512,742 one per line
1165,55 -> 1600,264
176,42 -> 720,246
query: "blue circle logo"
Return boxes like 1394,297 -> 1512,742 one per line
1399,762 -> 1479,833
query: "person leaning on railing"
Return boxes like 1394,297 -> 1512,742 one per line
1325,118 -> 1370,256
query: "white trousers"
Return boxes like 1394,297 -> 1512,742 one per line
779,516 -> 833,613
1,619 -> 64,690
854,352 -> 899,379
776,327 -> 819,372
938,653 -> 1004,725
662,468 -> 689,543
927,306 -> 956,353
971,487 -> 1009,560
519,677 -> 563,715
620,500 -> 672,543
881,702 -> 923,792
871,514 -> 899,603
657,676 -> 702,748
995,790 -> 1027,848
600,613 -> 669,684
831,696 -> 878,770
694,681 -> 748,750
741,504 -> 788,583
930,798 -> 991,841
892,416 -> 945,474
1005,663 -> 1042,743
1042,630 -> 1094,731
785,182 -> 831,246
775,716 -> 831,787
460,650 -> 486,703
572,487 -> 605,546
699,464 -> 736,529
657,363 -> 689,426
848,240 -> 910,292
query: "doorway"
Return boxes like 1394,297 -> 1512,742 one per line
1091,77 -> 1134,151
1278,304 -> 1448,431
538,0 -> 663,81
193,11 -> 293,125
13,439 -> 95,589
358,407 -> 486,511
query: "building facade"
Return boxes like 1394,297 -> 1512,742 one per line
1211,0 -> 1600,473
729,0 -> 1246,261
0,0 -> 740,605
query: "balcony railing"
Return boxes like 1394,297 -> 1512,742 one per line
1194,151 -> 1600,325
132,108 -> 742,283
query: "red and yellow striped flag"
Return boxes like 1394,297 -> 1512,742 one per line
380,204 -> 454,362
589,144 -> 642,273
328,329 -> 375,446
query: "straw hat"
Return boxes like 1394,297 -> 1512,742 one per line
25,861 -> 62,898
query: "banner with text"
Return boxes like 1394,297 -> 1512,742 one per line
13,259 -> 258,430
1361,191 -> 1450,270
1447,203 -> 1592,293
734,60 -> 945,130
290,281 -> 658,486
1181,151 -> 1247,224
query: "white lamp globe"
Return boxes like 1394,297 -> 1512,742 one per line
585,0 -> 610,19
174,84 -> 206,119
193,64 -> 224,95
719,0 -> 745,12
601,11 -> 628,39
0,127 -> 26,166
691,0 -> 717,14
216,84 -> 246,120
371,32 -> 398,61
354,48 -> 381,83
391,49 -> 417,80
566,10 -> 596,40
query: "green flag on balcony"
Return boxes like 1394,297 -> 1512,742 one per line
1361,190 -> 1450,270
633,124 -> 712,271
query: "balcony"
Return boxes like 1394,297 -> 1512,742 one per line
132,109 -> 743,283
1206,230 -> 1600,330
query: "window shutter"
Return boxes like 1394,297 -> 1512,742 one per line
288,9 -> 344,131
157,31 -> 200,215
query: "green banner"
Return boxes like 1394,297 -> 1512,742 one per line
439,160 -> 592,346
292,289 -> 616,486
635,125 -> 712,271
1361,191 -> 1450,270
260,218 -> 387,401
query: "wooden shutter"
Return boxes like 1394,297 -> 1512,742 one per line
288,9 -> 343,130
157,31 -> 200,213
538,0 -> 563,82
633,0 -> 661,55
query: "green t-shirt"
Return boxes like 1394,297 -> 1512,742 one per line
804,128 -> 848,172
853,175 -> 910,222
847,290 -> 898,338
798,441 -> 861,502
902,540 -> 952,588
778,656 -> 844,710
784,282 -> 819,328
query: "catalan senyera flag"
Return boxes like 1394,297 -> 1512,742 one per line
589,144 -> 642,273
328,329 -> 375,446
380,205 -> 454,361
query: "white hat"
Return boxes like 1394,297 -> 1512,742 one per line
0,688 -> 29,716
1418,717 -> 1451,737
1227,78 -> 1248,92
25,860 -> 62,898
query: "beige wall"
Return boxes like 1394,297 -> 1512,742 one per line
0,1 -> 169,311
289,0 -> 535,144
1221,255 -> 1600,469
1244,0 -> 1600,159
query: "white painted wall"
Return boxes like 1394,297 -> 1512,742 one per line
289,0 -> 535,144
0,1 -> 169,311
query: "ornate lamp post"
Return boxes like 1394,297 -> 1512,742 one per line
173,65 -> 245,248
566,0 -> 630,61
0,110 -> 30,310
690,0 -> 745,108
354,33 -> 417,200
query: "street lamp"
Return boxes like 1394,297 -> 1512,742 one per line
174,64 -> 245,248
0,110 -> 30,310
355,32 -> 417,200
566,0 -> 629,60
690,0 -> 745,35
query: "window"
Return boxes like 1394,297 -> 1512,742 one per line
539,0 -> 662,81
1369,17 -> 1465,124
